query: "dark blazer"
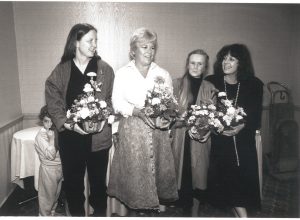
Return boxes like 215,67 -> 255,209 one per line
45,58 -> 115,152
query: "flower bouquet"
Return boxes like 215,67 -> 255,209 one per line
184,103 -> 224,140
144,76 -> 179,128
216,92 -> 247,131
66,72 -> 112,133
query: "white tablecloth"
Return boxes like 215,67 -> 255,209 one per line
11,126 -> 42,191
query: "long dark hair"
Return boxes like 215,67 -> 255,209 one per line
178,49 -> 209,109
213,43 -> 255,81
60,23 -> 98,63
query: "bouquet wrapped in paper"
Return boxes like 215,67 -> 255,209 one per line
66,72 -> 112,133
184,103 -> 224,140
216,92 -> 247,131
144,76 -> 179,128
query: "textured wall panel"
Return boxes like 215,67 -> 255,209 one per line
13,2 -> 297,114
0,2 -> 22,125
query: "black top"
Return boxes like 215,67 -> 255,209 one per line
66,57 -> 98,109
188,74 -> 203,105
59,57 -> 98,151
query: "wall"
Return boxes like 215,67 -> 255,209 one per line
0,2 -> 22,127
0,2 -> 22,208
13,2 -> 298,115
291,7 -> 300,159
291,7 -> 300,107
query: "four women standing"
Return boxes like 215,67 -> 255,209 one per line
45,23 -> 263,217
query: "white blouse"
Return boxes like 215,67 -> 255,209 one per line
112,61 -> 173,117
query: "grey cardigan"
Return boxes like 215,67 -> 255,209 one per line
45,58 -> 115,152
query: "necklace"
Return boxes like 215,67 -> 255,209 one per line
224,78 -> 240,106
224,78 -> 241,167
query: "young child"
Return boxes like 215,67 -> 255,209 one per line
35,105 -> 63,216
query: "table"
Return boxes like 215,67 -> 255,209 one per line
11,126 -> 41,191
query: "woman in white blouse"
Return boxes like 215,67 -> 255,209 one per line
107,27 -> 178,214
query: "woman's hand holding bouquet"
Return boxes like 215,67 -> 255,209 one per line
65,72 -> 113,134
184,103 -> 223,142
143,76 -> 179,130
216,92 -> 246,136
183,88 -> 247,142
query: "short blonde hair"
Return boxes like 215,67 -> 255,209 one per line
129,27 -> 157,60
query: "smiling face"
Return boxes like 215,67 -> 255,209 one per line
76,30 -> 97,59
222,53 -> 239,76
134,40 -> 156,66
187,54 -> 207,78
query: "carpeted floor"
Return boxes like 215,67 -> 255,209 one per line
0,172 -> 299,217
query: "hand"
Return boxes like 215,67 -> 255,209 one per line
138,112 -> 155,129
97,120 -> 106,133
200,81 -> 219,103
198,130 -> 211,143
173,120 -> 186,129
40,131 -> 49,141
46,130 -> 54,141
222,123 -> 245,136
188,130 -> 211,142
64,123 -> 88,135
155,117 -> 171,129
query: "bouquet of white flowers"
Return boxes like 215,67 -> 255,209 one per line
66,72 -> 112,133
144,76 -> 179,127
216,92 -> 247,131
184,103 -> 224,140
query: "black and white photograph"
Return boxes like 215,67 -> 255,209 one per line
0,1 -> 299,218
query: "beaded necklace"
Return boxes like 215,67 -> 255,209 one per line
224,78 -> 240,167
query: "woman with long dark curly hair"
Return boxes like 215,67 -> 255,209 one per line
200,44 -> 263,217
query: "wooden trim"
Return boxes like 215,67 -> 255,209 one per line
23,113 -> 39,120
0,115 -> 23,133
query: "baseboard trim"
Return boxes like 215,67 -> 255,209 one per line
23,113 -> 39,120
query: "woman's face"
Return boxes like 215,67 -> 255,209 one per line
187,54 -> 207,78
134,40 -> 156,66
76,30 -> 97,59
222,53 -> 239,76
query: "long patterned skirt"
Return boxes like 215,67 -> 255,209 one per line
107,116 -> 178,209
